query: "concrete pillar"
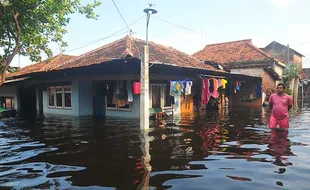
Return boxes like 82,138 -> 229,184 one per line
140,46 -> 150,130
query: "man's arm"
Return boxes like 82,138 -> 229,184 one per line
288,105 -> 292,111
269,95 -> 273,110
288,95 -> 293,111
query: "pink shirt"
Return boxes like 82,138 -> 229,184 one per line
269,93 -> 293,120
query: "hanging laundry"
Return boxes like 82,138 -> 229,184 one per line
235,81 -> 241,91
256,84 -> 262,98
170,81 -> 182,96
170,82 -> 177,96
202,79 -> 210,105
127,80 -> 133,103
221,79 -> 228,89
133,82 -> 140,94
115,80 -> 129,107
209,78 -> 214,92
211,79 -> 219,99
185,81 -> 193,96
218,79 -> 222,88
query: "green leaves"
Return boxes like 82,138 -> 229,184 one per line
283,62 -> 299,95
0,0 -> 101,82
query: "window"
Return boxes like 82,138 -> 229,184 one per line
150,84 -> 174,109
1,97 -> 14,109
48,88 -> 55,107
105,81 -> 131,111
64,87 -> 72,108
106,82 -> 117,110
48,86 -> 72,109
56,87 -> 63,108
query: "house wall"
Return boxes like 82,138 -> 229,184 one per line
230,68 -> 276,93
43,81 -> 79,116
230,79 -> 262,106
293,54 -> 303,74
274,64 -> 284,77
78,81 -> 93,116
0,85 -> 18,110
106,95 -> 140,118
261,69 -> 276,93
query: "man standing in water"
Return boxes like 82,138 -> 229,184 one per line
269,83 -> 293,129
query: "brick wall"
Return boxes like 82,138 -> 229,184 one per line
294,54 -> 303,74
261,69 -> 276,93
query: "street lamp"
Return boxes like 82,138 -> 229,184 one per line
140,6 -> 157,130
144,7 -> 158,45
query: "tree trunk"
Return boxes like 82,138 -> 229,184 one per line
293,77 -> 299,109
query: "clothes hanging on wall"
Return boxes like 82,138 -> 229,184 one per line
210,79 -> 219,99
256,83 -> 262,99
169,80 -> 193,97
127,80 -> 133,103
133,82 -> 140,94
221,79 -> 228,89
185,81 -> 193,96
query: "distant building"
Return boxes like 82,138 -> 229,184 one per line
263,41 -> 304,74
193,39 -> 285,104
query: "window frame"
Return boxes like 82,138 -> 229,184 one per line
150,84 -> 174,109
48,86 -> 72,109
63,86 -> 72,109
105,82 -> 131,112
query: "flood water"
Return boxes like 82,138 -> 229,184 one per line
0,107 -> 309,190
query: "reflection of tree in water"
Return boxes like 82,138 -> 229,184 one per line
268,129 -> 294,168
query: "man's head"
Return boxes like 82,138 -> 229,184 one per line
276,83 -> 285,94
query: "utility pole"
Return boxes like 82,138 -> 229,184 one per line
140,5 -> 157,130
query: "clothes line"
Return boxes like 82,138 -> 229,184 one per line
197,74 -> 227,79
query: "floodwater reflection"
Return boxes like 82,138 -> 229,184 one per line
0,107 -> 309,189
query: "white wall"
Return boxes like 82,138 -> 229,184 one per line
0,85 -> 18,110
274,64 -> 284,78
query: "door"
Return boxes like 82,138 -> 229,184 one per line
93,81 -> 106,118
151,85 -> 161,108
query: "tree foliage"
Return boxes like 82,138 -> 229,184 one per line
282,63 -> 299,95
0,0 -> 101,85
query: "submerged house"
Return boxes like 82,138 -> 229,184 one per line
193,39 -> 286,105
1,36 -> 262,118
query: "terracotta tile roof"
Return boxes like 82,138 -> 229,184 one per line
55,35 -> 225,72
8,36 -> 225,79
8,54 -> 75,78
193,39 -> 276,69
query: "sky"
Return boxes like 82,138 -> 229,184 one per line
10,0 -> 310,68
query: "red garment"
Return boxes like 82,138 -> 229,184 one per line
211,79 -> 219,99
133,82 -> 140,94
202,79 -> 210,105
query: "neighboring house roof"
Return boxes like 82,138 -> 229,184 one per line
264,41 -> 304,57
193,39 -> 277,69
8,36 -> 225,79
8,54 -> 75,78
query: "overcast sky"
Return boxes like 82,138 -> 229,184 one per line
11,0 -> 310,68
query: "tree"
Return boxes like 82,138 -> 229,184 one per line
0,0 -> 101,85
